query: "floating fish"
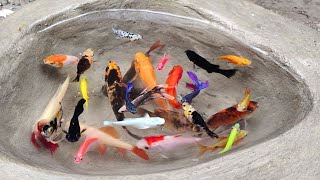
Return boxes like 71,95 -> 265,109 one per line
185,50 -> 237,78
79,76 -> 89,107
73,48 -> 94,82
182,102 -> 218,138
43,54 -> 79,68
83,126 -> 149,160
112,27 -> 142,42
63,99 -> 87,142
219,123 -> 241,154
103,113 -> 165,129
206,101 -> 258,129
157,52 -> 170,70
137,108 -> 202,134
237,87 -> 251,112
74,126 -> 126,164
0,9 -> 14,18
198,130 -> 247,157
180,71 -> 209,103
165,65 -> 183,109
217,55 -> 252,66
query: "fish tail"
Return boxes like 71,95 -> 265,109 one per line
103,121 -> 113,126
31,132 -> 41,148
145,40 -> 165,56
131,146 -> 149,160
197,143 -> 209,157
73,74 -> 80,82
219,69 -> 237,78
117,147 -> 127,156
204,127 -> 219,138
186,83 -> 197,90
75,99 -> 86,116
197,81 -> 209,90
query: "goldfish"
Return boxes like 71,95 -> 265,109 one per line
122,40 -> 168,109
182,102 -> 218,138
180,71 -> 209,103
103,113 -> 165,129
79,76 -> 89,107
217,55 -> 252,66
137,108 -> 202,134
185,50 -> 237,78
219,123 -> 241,154
73,48 -> 94,82
31,76 -> 70,153
237,87 -> 251,112
157,52 -> 170,70
165,65 -> 183,109
206,101 -> 258,129
63,99 -> 87,142
198,130 -> 247,157
83,126 -> 149,160
112,27 -> 142,42
74,126 -> 126,164
43,54 -> 79,68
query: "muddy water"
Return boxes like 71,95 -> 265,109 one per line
0,9 -> 312,175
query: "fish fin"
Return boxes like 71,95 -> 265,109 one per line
197,143 -> 209,157
117,148 -> 127,156
80,128 -> 87,134
145,40 -> 165,56
197,81 -> 209,90
159,154 -> 169,159
187,71 -> 200,86
121,126 -> 143,140
31,132 -> 41,148
99,126 -> 120,139
98,144 -> 106,155
186,83 -> 197,90
144,113 -> 150,118
73,74 -> 80,82
131,146 -> 149,160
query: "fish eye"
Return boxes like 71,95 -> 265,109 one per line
144,146 -> 149,150
80,157 -> 83,160
188,110 -> 192,113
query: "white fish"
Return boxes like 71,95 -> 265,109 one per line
103,113 -> 165,129
112,27 -> 142,41
0,9 -> 14,18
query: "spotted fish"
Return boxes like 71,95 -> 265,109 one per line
112,27 -> 142,42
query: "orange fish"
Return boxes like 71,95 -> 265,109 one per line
43,54 -> 79,68
165,65 -> 183,109
217,55 -> 252,66
207,101 -> 258,129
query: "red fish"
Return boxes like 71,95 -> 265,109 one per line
165,65 -> 183,109
31,122 -> 59,155
157,52 -> 170,70
206,101 -> 258,129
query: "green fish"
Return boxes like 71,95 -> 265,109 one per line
219,123 -> 240,154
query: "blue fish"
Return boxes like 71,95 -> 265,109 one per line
181,71 -> 209,103
125,83 -> 137,114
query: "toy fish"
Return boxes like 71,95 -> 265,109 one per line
118,84 -> 174,113
74,126 -> 126,164
136,134 -> 204,155
112,27 -> 142,42
43,54 -> 79,68
157,52 -> 170,70
237,87 -> 251,112
63,99 -> 87,142
31,76 -> 70,152
83,126 -> 149,160
125,83 -> 137,113
217,55 -> 252,66
219,123 -> 241,154
165,65 -> 183,109
73,48 -> 94,82
206,101 -> 258,129
180,71 -> 209,103
185,50 -> 237,78
103,113 -> 165,129
79,76 -> 89,107
198,130 -> 247,157
182,102 -> 218,138
137,108 -> 202,134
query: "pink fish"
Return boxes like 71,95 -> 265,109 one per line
74,137 -> 99,164
157,52 -> 170,70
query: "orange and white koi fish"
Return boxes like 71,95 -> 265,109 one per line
157,52 -> 170,70
43,54 -> 79,68
73,48 -> 94,82
237,87 -> 251,112
217,55 -> 252,66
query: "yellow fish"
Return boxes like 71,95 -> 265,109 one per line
80,75 -> 89,107
217,55 -> 252,66
237,87 -> 250,112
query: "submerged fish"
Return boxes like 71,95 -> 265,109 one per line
217,55 -> 252,66
180,71 -> 209,103
43,54 -> 79,68
165,65 -> 183,109
198,130 -> 247,157
112,27 -> 142,41
237,87 -> 251,112
124,83 -> 137,114
63,99 -> 87,142
73,48 -> 94,82
103,113 -> 165,129
157,52 -> 170,70
219,123 -> 241,154
185,50 -> 237,78
207,101 -> 258,129
182,102 -> 218,138
79,76 -> 89,107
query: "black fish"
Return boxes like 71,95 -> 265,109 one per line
185,50 -> 237,78
73,48 -> 94,82
64,99 -> 86,142
191,111 -> 219,138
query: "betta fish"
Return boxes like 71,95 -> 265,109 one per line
157,52 -> 170,70
219,123 -> 241,154
185,50 -> 237,78
217,55 -> 252,66
73,48 -> 94,82
165,65 -> 183,109
43,54 -> 79,68
180,71 -> 209,103
112,27 -> 142,42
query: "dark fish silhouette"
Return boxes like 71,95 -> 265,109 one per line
185,50 -> 237,78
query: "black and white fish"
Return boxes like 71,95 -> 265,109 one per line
112,27 -> 142,41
